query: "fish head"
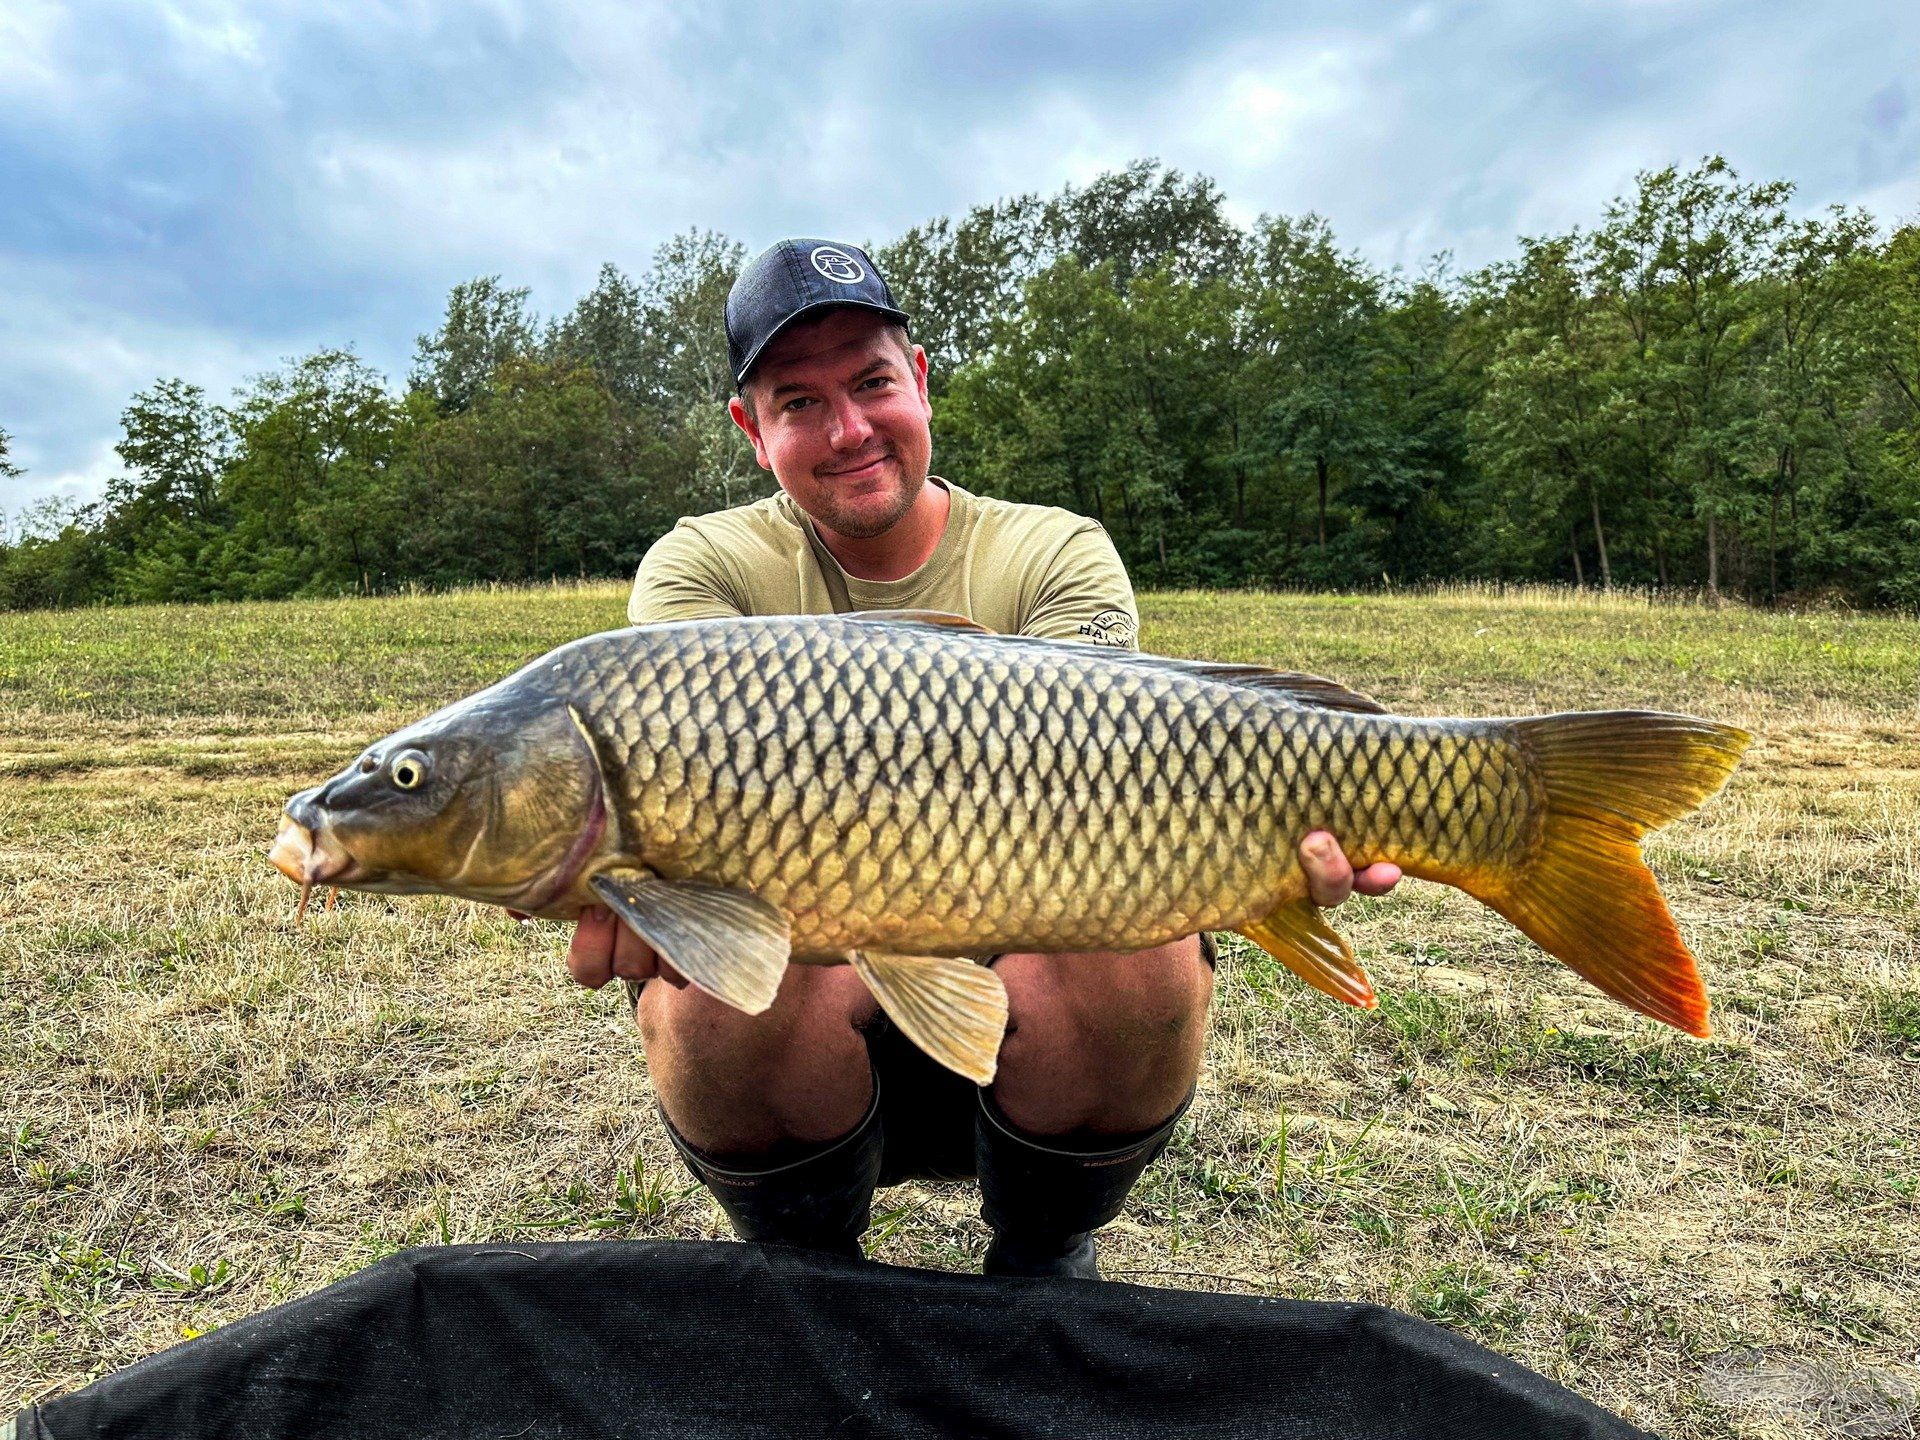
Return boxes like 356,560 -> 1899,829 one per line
269,692 -> 612,916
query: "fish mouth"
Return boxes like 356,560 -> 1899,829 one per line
268,816 -> 363,889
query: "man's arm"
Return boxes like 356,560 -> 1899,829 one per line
626,524 -> 747,627
1019,523 -> 1141,648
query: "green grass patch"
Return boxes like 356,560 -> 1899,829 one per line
1861,989 -> 1920,1058
3,583 -> 1916,1436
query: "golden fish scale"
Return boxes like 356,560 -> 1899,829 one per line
556,620 -> 1541,957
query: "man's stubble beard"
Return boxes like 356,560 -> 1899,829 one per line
809,456 -> 927,542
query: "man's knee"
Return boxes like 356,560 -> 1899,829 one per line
995,935 -> 1212,1047
636,963 -> 877,1154
989,936 -> 1211,1136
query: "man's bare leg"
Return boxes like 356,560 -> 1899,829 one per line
635,965 -> 884,1256
638,938 -> 1209,1150
637,964 -> 879,1156
974,936 -> 1210,1278
987,935 -> 1212,1136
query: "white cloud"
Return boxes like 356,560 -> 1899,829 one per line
1177,46 -> 1362,179
0,256 -> 308,512
17,438 -> 121,515
0,0 -> 69,98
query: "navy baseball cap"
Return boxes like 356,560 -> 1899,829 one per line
726,238 -> 911,388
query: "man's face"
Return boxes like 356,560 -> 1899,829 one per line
729,308 -> 933,541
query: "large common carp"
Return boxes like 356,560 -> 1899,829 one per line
270,612 -> 1750,1083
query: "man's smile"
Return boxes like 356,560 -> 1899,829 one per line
821,454 -> 891,481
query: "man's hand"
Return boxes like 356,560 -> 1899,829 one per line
1299,831 -> 1401,908
566,905 -> 668,990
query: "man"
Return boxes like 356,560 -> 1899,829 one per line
565,238 -> 1400,1278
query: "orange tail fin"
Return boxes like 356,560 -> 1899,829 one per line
1464,711 -> 1751,1037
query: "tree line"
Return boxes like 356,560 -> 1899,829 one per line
3,157 -> 1916,611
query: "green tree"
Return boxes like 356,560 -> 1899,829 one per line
1593,158 -> 1790,593
1867,225 -> 1920,433
1043,160 -> 1242,289
943,257 -> 1234,579
12,155 -> 1919,613
879,194 -> 1045,379
1804,223 -> 1920,604
1362,264 -> 1481,582
91,379 -> 231,601
1749,207 -> 1879,599
547,262 -> 653,409
1470,234 -> 1628,584
218,350 -> 400,597
398,357 -> 657,584
0,496 -> 113,610
637,231 -> 761,513
112,379 -> 224,523
411,276 -> 538,414
1248,214 -> 1393,570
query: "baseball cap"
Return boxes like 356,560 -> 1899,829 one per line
726,238 -> 911,388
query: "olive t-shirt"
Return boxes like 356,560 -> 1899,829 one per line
626,479 -> 1139,648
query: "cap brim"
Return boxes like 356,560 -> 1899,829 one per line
734,299 -> 913,387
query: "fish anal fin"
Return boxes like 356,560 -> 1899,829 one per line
851,952 -> 1009,1085
589,868 -> 788,1015
1237,899 -> 1377,1009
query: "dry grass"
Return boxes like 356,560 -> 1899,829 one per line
2,583 -> 1916,1437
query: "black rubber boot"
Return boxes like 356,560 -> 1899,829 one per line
974,1088 -> 1193,1280
661,1083 -> 885,1261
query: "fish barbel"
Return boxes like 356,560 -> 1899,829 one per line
269,612 -> 1751,1083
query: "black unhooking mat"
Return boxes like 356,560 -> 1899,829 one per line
10,1240 -> 1654,1439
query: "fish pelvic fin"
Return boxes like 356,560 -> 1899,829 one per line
851,951 -> 1009,1086
589,869 -> 788,1015
1237,899 -> 1378,1010
1471,712 -> 1752,1039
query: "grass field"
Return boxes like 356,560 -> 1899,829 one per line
2,584 -> 1916,1437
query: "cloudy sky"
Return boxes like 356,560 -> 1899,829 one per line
2,0 -> 1916,513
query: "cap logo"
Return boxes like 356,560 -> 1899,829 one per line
809,245 -> 866,285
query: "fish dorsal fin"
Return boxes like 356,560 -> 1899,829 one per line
1238,898 -> 1378,1010
831,613 -> 1384,713
850,951 -> 1009,1085
841,609 -> 993,633
589,869 -> 788,1014
1174,666 -> 1385,713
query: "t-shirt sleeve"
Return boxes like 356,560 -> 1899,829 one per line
627,524 -> 747,626
1019,521 -> 1141,650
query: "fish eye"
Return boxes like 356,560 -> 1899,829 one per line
389,750 -> 430,791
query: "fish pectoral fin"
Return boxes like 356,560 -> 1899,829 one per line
1237,900 -> 1378,1010
851,951 -> 1009,1086
588,869 -> 788,1015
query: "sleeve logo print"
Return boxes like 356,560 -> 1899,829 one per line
810,246 -> 867,285
1077,608 -> 1138,647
